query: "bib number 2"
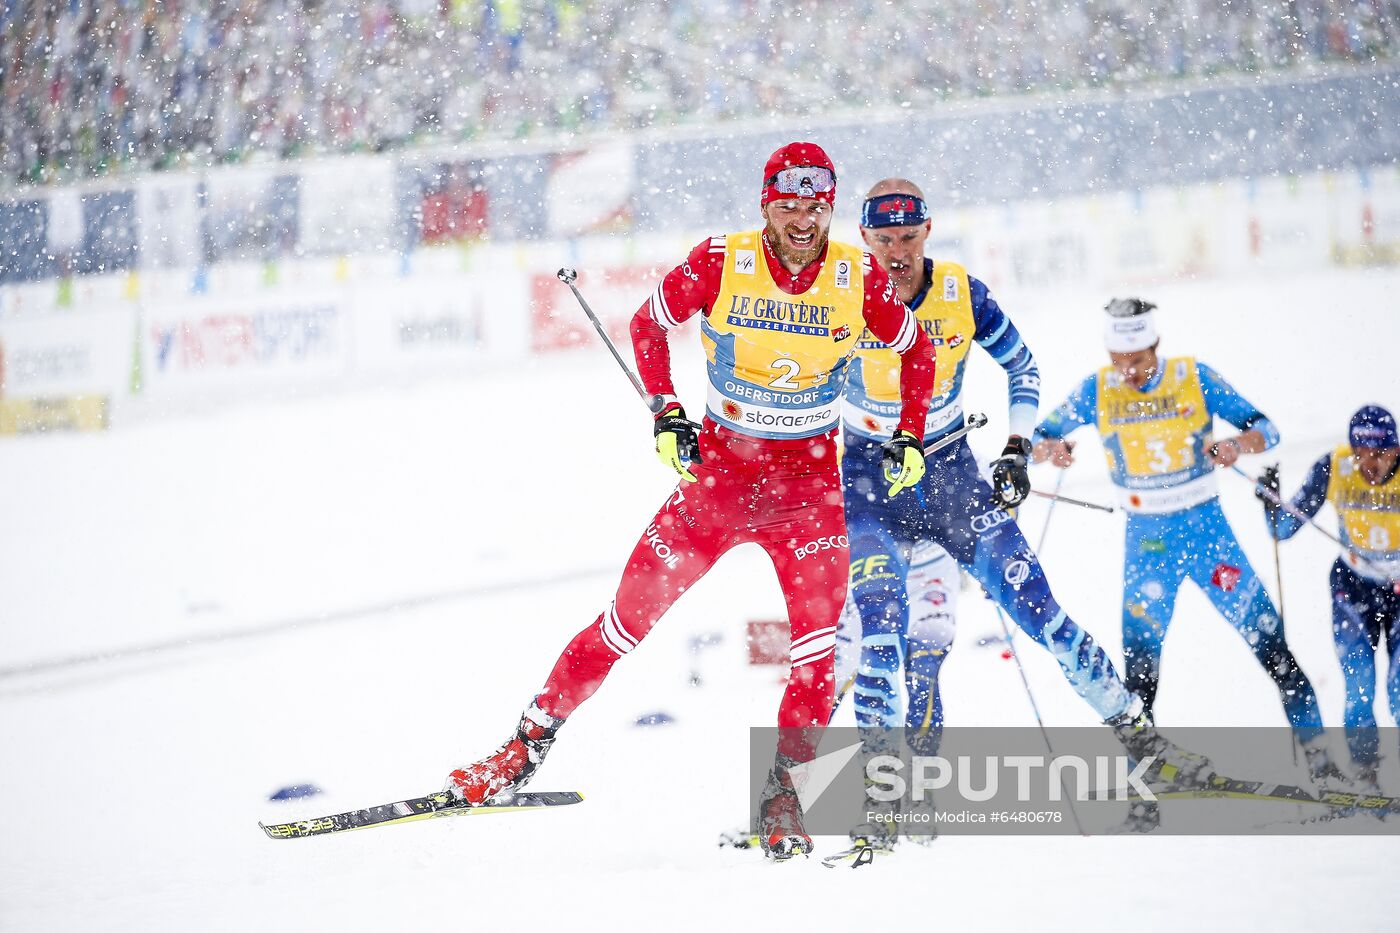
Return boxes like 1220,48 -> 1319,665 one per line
768,358 -> 801,390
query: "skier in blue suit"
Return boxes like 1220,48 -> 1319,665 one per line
1032,297 -> 1342,785
1258,404 -> 1400,791
838,180 -> 1209,843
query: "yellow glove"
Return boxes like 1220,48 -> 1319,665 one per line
881,429 -> 926,497
654,405 -> 702,482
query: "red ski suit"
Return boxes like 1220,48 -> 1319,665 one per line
536,233 -> 935,761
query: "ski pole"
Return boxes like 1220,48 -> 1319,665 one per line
1267,463 -> 1288,627
1029,488 -> 1115,513
1227,463 -> 1390,579
1034,470 -> 1067,553
991,605 -> 1087,835
925,412 -> 988,455
557,267 -> 697,424
1269,518 -> 1293,763
827,673 -> 858,724
1241,461 -> 1299,767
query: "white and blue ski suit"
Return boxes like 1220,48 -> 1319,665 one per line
840,259 -> 1133,753
1268,445 -> 1400,767
1035,358 -> 1322,736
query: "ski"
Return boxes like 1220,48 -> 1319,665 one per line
1141,774 -> 1398,814
821,842 -> 880,869
717,828 -> 761,850
260,790 -> 584,839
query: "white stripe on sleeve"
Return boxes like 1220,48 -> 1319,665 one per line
649,284 -> 680,330
889,309 -> 917,353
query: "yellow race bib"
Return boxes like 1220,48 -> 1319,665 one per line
1329,444 -> 1400,580
844,260 -> 973,441
1096,357 -> 1216,513
701,231 -> 867,439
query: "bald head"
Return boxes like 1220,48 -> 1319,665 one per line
866,178 -> 925,201
860,178 -> 931,304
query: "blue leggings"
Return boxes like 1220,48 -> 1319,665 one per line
842,434 -> 1132,753
1122,500 -> 1321,735
1330,559 -> 1400,768
834,542 -> 959,755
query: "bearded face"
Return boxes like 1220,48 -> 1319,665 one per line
762,200 -> 832,269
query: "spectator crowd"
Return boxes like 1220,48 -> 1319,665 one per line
2,0 -> 1397,188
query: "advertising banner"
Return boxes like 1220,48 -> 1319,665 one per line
0,396 -> 108,434
528,262 -> 676,353
298,156 -> 397,255
203,165 -> 300,262
0,305 -> 131,434
139,292 -> 348,396
0,305 -> 134,397
350,276 -> 487,373
137,175 -> 202,269
416,160 -> 490,245
546,143 -> 635,238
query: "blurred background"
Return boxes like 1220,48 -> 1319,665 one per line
1,2 -> 1398,430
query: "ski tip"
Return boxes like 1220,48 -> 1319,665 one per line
260,820 -> 300,839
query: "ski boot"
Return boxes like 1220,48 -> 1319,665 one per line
1355,764 -> 1382,797
1107,700 -> 1215,788
1117,799 -> 1162,834
756,754 -> 813,861
848,789 -> 900,852
1301,736 -> 1353,792
445,703 -> 561,805
901,795 -> 939,847
847,729 -> 909,851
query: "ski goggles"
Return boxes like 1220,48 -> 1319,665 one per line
861,193 -> 929,228
762,165 -> 836,203
1105,297 -> 1157,318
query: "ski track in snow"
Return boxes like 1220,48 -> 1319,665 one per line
1,268 -> 1397,931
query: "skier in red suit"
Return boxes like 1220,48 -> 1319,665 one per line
445,142 -> 936,859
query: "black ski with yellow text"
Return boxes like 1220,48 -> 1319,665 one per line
1141,774 -> 1397,814
821,841 -> 881,868
260,790 -> 583,839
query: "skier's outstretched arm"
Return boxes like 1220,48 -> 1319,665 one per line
1031,374 -> 1097,467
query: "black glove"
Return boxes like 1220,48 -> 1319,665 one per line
1255,464 -> 1281,522
991,436 -> 1033,508
654,404 -> 703,481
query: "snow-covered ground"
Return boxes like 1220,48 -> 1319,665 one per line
2,265 -> 1397,931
